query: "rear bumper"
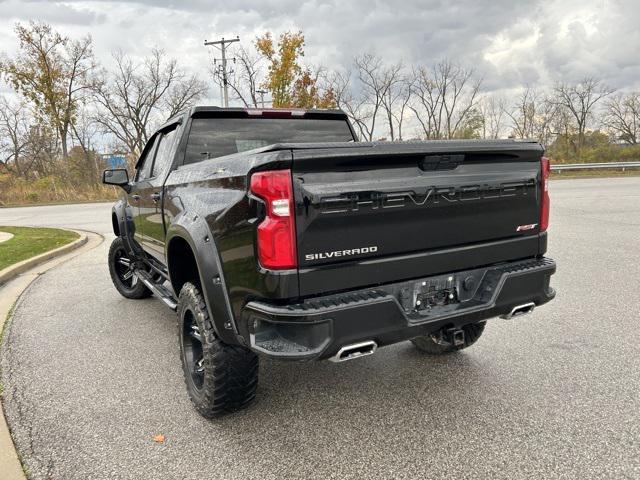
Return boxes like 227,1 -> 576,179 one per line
240,257 -> 556,361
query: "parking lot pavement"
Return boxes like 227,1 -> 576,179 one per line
1,177 -> 639,479
0,202 -> 113,235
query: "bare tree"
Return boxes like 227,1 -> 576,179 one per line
504,88 -> 558,145
379,62 -> 406,141
23,123 -> 59,178
326,69 -> 372,139
549,104 -> 578,158
505,87 -> 538,139
166,73 -> 208,117
341,91 -> 373,141
70,108 -> 101,183
603,92 -> 640,145
353,54 -> 393,141
532,98 -> 559,147
93,49 -> 206,156
409,59 -> 481,139
393,77 -> 414,141
326,70 -> 351,109
0,97 -> 58,179
0,97 -> 31,177
553,78 -> 614,156
478,94 -> 507,139
504,88 -> 558,146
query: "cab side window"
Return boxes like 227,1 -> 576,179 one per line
151,126 -> 179,178
135,136 -> 159,182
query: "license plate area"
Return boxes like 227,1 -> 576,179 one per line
394,268 -> 488,316
413,275 -> 459,312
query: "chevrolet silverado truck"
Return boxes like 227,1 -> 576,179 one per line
103,107 -> 556,418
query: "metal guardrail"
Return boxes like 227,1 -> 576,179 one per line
551,161 -> 640,171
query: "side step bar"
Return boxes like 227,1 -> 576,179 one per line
135,270 -> 178,311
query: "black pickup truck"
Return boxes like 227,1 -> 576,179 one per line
103,107 -> 556,418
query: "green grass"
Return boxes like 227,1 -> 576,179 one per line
0,226 -> 79,271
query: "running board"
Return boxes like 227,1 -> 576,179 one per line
135,270 -> 178,311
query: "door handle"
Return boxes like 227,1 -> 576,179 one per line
131,194 -> 140,201
151,192 -> 161,202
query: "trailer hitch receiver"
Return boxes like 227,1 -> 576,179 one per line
431,327 -> 465,349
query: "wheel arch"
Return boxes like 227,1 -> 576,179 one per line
166,234 -> 200,295
111,212 -> 120,237
165,220 -> 239,344
111,201 -> 125,237
111,200 -> 136,251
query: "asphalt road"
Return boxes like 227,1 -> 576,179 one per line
0,202 -> 113,235
1,178 -> 639,479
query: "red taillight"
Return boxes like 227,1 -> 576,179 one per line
250,170 -> 297,270
540,156 -> 550,232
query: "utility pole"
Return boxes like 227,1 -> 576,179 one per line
256,89 -> 268,108
204,36 -> 240,107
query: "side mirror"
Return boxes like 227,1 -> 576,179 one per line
102,169 -> 130,192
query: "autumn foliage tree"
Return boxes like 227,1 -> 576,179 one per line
0,22 -> 96,159
255,31 -> 336,108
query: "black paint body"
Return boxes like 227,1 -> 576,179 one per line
111,107 -> 555,359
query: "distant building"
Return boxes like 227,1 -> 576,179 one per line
104,154 -> 127,169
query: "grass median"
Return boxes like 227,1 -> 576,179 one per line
0,226 -> 79,271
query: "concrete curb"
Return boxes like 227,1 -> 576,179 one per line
0,229 -> 88,286
0,278 -> 29,480
0,229 -> 101,480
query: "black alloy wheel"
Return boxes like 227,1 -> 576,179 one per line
108,237 -> 153,299
181,308 -> 205,391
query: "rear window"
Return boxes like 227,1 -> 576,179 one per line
184,117 -> 354,165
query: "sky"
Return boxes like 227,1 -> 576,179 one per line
0,0 -> 639,103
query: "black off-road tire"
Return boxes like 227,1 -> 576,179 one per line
411,322 -> 486,355
108,237 -> 152,299
177,282 -> 259,418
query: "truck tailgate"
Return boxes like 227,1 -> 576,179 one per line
291,140 -> 544,295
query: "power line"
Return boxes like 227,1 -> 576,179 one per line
204,36 -> 240,108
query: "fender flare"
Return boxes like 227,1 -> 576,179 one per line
112,200 -> 139,255
111,200 -> 126,236
165,214 -> 239,345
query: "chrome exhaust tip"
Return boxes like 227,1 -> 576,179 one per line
500,302 -> 535,320
329,340 -> 377,362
